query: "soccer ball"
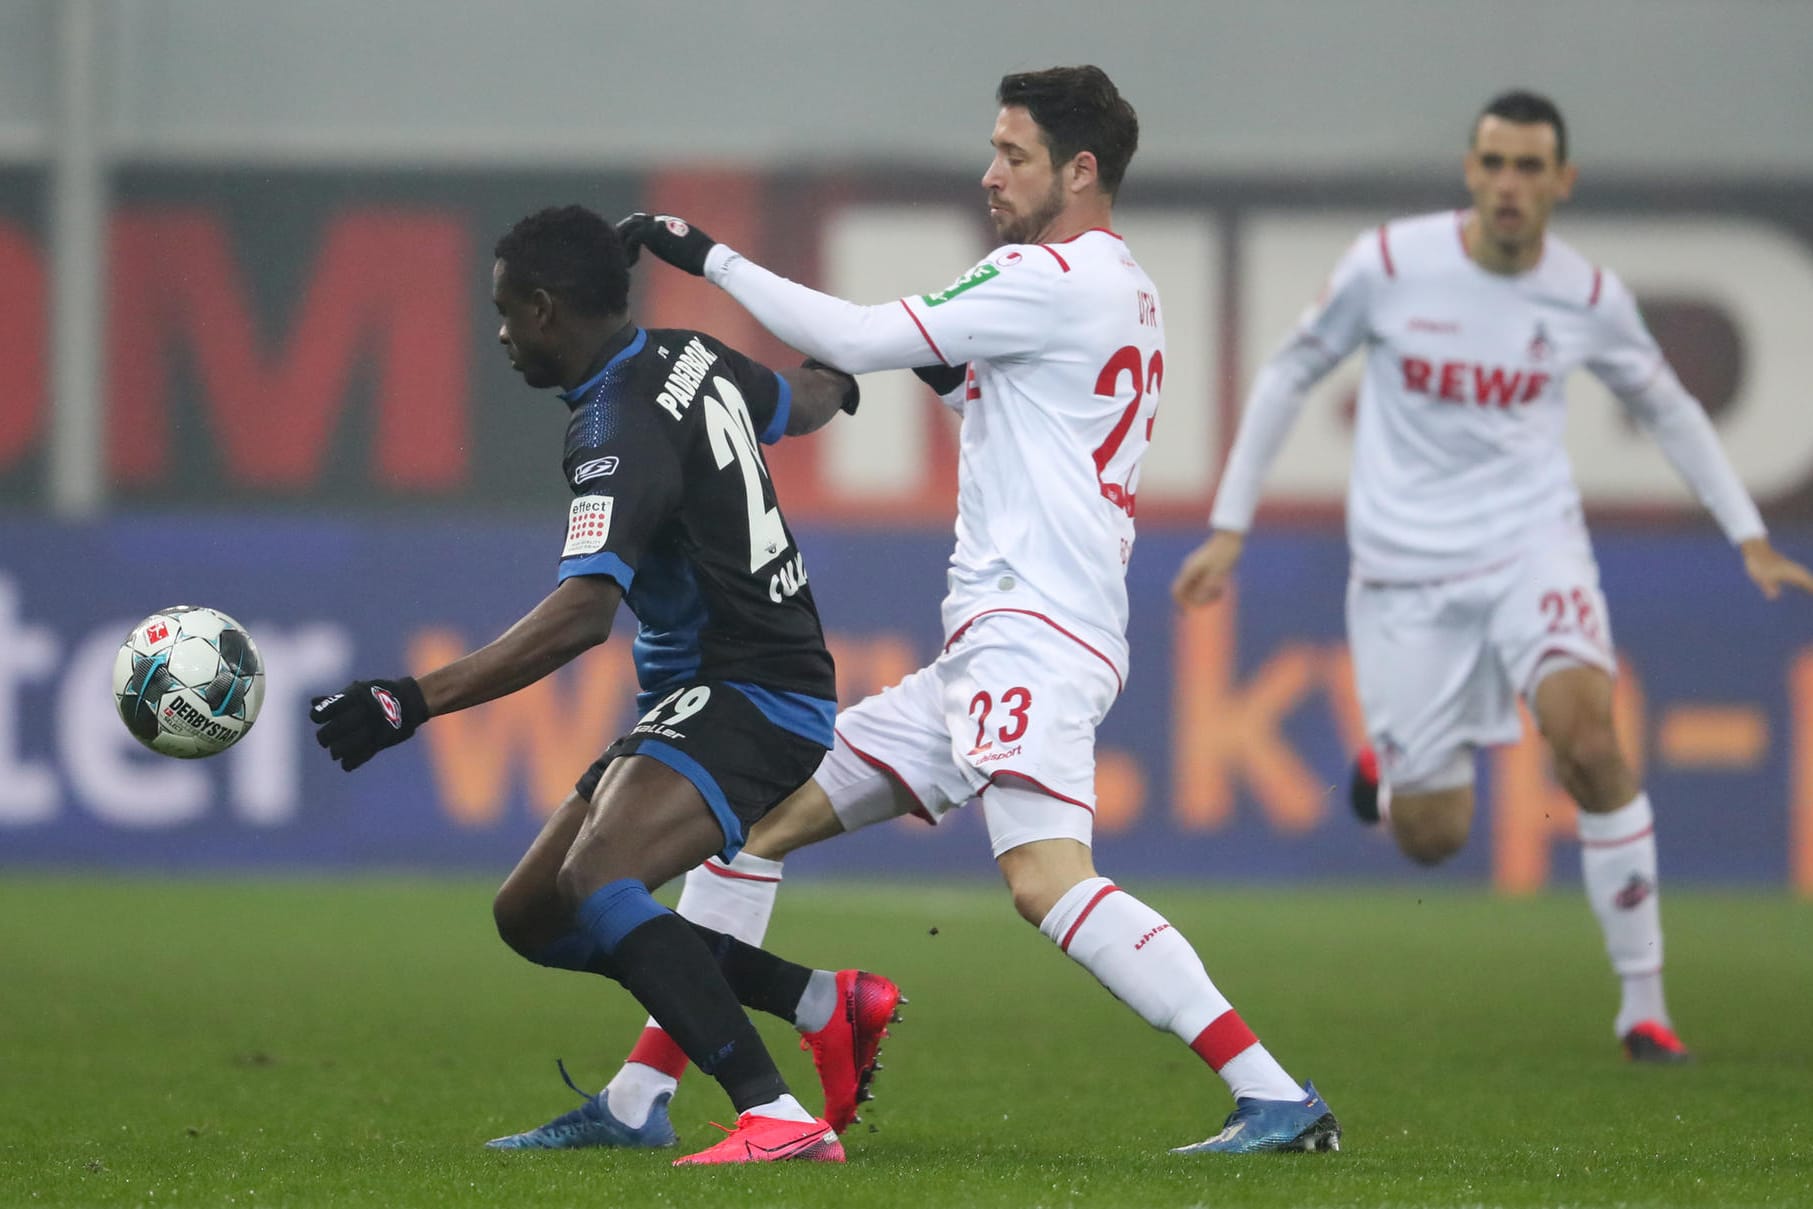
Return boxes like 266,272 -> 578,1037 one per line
112,606 -> 266,758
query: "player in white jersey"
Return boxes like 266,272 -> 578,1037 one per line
492,66 -> 1338,1157
1175,90 -> 1813,1064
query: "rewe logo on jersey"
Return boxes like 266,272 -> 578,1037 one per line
1401,356 -> 1552,408
922,262 -> 1000,307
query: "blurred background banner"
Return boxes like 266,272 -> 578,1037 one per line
5,167 -> 1813,520
2,2 -> 1810,886
2,520 -> 1809,889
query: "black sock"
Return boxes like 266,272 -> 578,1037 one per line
610,913 -> 788,1113
686,920 -> 814,1023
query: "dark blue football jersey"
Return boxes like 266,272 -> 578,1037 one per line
555,325 -> 835,739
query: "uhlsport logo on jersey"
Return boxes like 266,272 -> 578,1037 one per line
922,262 -> 1000,307
371,686 -> 403,729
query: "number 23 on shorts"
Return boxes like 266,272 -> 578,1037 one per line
968,686 -> 1032,752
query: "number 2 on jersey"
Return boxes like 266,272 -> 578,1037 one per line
702,375 -> 790,574
1093,346 -> 1163,517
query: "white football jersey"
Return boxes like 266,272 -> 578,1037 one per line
1219,209 -> 1747,582
1327,211 -> 1668,579
900,230 -> 1165,675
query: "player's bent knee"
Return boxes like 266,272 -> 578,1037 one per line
1549,719 -> 1624,782
996,837 -> 1098,926
492,885 -> 548,959
1389,788 -> 1473,865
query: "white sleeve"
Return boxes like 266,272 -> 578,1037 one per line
1588,273 -> 1766,544
895,248 -> 1054,366
1208,232 -> 1379,533
703,244 -> 936,374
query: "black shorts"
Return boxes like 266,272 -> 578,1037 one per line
574,681 -> 831,860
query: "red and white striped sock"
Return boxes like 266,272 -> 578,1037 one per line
604,850 -> 784,1123
1038,877 -> 1302,1103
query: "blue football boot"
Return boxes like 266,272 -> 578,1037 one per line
1171,1081 -> 1341,1154
485,1062 -> 677,1150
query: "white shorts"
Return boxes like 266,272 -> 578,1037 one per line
1346,526 -> 1616,792
813,611 -> 1121,857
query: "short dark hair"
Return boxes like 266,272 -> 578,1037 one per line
996,65 -> 1139,196
1475,89 -> 1568,163
493,205 -> 629,317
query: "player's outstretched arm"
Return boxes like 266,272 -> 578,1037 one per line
1740,536 -> 1813,601
1171,530 -> 1245,608
778,359 -> 861,436
416,574 -> 621,714
619,211 -> 942,375
310,575 -> 620,771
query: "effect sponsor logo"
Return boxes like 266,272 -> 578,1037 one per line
973,743 -> 1023,765
371,686 -> 403,729
573,455 -> 620,485
562,495 -> 614,557
921,262 -> 1000,307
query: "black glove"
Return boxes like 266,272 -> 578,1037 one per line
913,363 -> 969,396
310,677 -> 428,772
801,357 -> 861,416
617,211 -> 717,276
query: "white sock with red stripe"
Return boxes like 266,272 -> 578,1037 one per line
1038,877 -> 1302,1103
603,850 -> 785,1125
1576,793 -> 1670,1037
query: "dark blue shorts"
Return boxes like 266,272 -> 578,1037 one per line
575,681 -> 831,861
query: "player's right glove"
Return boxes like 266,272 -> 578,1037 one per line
617,212 -> 717,276
913,363 -> 969,395
309,677 -> 428,772
802,357 -> 861,416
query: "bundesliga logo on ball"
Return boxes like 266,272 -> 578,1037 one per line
112,605 -> 266,758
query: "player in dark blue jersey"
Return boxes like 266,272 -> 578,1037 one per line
308,205 -> 893,1167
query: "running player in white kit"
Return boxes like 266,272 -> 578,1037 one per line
1174,90 -> 1813,1065
491,66 -> 1339,1158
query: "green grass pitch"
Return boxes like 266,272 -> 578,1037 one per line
3,876 -> 1810,1208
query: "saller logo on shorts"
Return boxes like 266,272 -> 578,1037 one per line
921,262 -> 999,306
371,686 -> 403,729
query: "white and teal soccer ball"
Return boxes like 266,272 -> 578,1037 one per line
111,605 -> 266,758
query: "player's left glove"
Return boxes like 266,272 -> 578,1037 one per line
617,212 -> 716,276
309,677 -> 428,772
802,357 -> 861,416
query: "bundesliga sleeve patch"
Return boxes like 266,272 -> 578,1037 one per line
921,262 -> 1000,306
562,495 -> 614,557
